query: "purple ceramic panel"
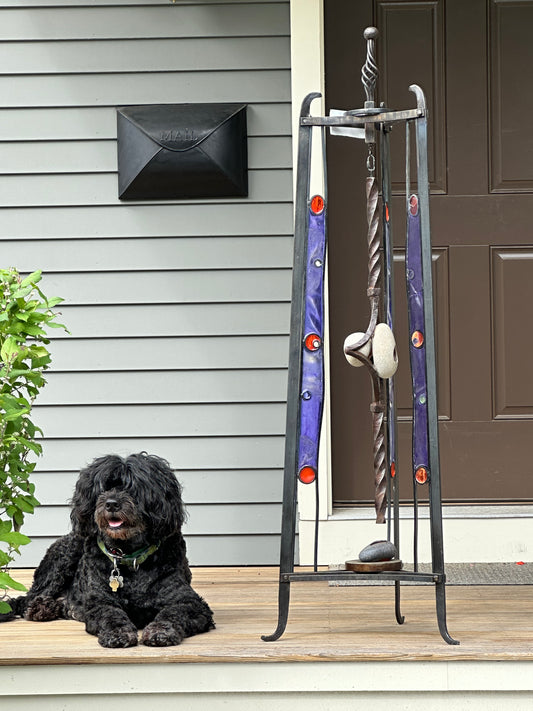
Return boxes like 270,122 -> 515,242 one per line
406,195 -> 429,483
298,203 -> 326,482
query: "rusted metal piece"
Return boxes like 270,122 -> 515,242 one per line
342,175 -> 386,523
366,176 -> 381,290
367,175 -> 387,522
370,394 -> 387,523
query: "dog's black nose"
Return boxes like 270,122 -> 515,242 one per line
105,498 -> 120,513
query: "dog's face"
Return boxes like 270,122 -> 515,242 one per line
70,453 -> 185,548
94,489 -> 146,543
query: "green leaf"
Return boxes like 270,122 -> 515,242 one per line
0,600 -> 12,614
14,496 -> 35,514
0,571 -> 27,592
0,337 -> 20,363
0,531 -> 31,547
45,297 -> 64,308
19,270 -> 42,289
12,285 -> 33,300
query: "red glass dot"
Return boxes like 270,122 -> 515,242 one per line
385,202 -> 390,223
409,194 -> 419,216
411,330 -> 424,348
310,195 -> 324,215
305,333 -> 321,351
390,461 -> 396,478
299,466 -> 316,484
415,466 -> 428,484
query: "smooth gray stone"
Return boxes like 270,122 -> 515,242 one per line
358,539 -> 398,562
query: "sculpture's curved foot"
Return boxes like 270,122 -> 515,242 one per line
436,581 -> 459,645
395,581 -> 405,625
261,581 -> 290,642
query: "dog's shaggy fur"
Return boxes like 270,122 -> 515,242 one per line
1,453 -> 215,648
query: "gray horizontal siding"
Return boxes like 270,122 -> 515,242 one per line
48,336 -> 289,371
48,303 -> 290,337
1,70 -> 290,107
0,37 -> 291,74
0,170 -> 292,206
34,436 -> 285,472
40,269 -> 291,304
0,104 -> 291,140
0,204 -> 293,238
15,534 -> 283,567
33,403 -> 285,437
1,0 -> 291,567
0,236 -> 293,270
32,469 -> 283,505
0,136 -> 292,173
39,370 -> 287,404
23,503 -> 282,537
1,4 -> 289,41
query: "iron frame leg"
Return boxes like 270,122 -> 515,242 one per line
262,92 -> 321,643
411,85 -> 459,645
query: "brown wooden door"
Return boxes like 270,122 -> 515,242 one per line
325,0 -> 533,504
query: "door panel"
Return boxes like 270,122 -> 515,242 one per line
325,0 -> 533,503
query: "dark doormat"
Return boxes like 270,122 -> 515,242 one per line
328,562 -> 533,585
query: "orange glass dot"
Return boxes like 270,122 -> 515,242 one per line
415,466 -> 428,484
299,466 -> 316,484
385,202 -> 390,223
305,333 -> 321,351
411,330 -> 424,348
390,461 -> 396,478
310,194 -> 324,215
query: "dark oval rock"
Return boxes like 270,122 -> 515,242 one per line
359,539 -> 397,562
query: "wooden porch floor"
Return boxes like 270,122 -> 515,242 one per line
1,567 -> 533,665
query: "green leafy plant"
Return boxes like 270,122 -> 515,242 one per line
0,268 -> 67,613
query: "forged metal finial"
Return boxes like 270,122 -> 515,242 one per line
361,27 -> 379,105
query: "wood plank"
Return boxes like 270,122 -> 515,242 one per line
1,568 -> 533,663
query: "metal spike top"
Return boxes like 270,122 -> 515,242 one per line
361,27 -> 379,106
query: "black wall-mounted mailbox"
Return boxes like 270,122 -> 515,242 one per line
117,103 -> 248,200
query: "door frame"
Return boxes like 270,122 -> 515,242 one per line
289,0 -> 533,565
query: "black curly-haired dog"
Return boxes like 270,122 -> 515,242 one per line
1,453 -> 215,648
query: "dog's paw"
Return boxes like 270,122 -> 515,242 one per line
141,620 -> 185,647
25,596 -> 63,622
98,625 -> 139,648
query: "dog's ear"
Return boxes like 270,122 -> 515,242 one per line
125,453 -> 186,540
70,455 -> 126,536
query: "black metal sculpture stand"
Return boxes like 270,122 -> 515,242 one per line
262,28 -> 459,646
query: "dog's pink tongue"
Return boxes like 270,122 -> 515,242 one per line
108,520 -> 123,528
